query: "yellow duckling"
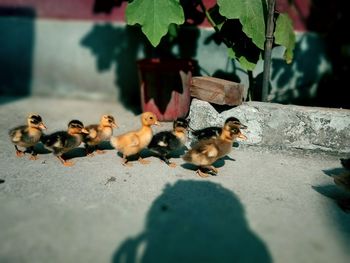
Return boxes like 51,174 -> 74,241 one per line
9,114 -> 47,160
182,122 -> 247,177
84,114 -> 118,156
41,120 -> 89,166
110,112 -> 159,166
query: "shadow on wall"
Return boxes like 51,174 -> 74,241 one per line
0,7 -> 35,104
266,0 -> 350,109
81,24 -> 143,114
269,33 -> 329,106
112,180 -> 272,263
307,0 -> 350,109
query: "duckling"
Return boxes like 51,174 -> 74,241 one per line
333,158 -> 350,192
148,118 -> 189,167
183,122 -> 247,177
190,116 -> 247,141
9,114 -> 47,160
84,114 -> 118,156
333,158 -> 350,212
110,112 -> 159,166
41,120 -> 89,166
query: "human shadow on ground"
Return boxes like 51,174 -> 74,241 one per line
112,180 -> 272,263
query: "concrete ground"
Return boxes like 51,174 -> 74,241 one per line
0,97 -> 350,263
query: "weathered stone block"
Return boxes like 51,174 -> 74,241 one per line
188,98 -> 350,153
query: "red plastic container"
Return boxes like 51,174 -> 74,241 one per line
137,58 -> 196,121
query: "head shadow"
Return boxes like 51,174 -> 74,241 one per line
112,180 -> 272,263
80,24 -> 143,113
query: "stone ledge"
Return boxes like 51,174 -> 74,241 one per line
188,98 -> 350,153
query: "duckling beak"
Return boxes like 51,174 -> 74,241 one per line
187,124 -> 195,132
81,128 -> 89,134
112,122 -> 118,128
240,123 -> 248,129
237,133 -> 247,140
155,121 -> 161,126
39,123 -> 47,130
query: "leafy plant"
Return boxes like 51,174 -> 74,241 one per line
125,0 -> 295,72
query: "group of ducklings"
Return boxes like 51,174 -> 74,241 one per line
9,112 -> 247,177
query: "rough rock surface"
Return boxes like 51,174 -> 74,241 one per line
188,99 -> 350,153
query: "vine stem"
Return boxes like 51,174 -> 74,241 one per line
262,0 -> 276,102
197,1 -> 231,48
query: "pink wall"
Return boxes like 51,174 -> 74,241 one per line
0,0 -> 309,31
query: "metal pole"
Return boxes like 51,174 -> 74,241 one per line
262,0 -> 276,102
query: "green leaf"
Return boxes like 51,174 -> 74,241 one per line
238,56 -> 257,71
218,0 -> 266,50
126,0 -> 185,47
227,48 -> 257,71
274,13 -> 296,63
227,48 -> 235,59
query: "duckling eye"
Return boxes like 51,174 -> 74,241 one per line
232,128 -> 238,133
149,116 -> 153,120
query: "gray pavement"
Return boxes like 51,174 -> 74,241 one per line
1,97 -> 350,263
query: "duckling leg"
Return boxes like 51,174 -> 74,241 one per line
160,156 -> 176,168
14,145 -> 24,157
208,166 -> 218,174
138,157 -> 150,165
95,145 -> 106,154
29,154 -> 38,160
85,145 -> 95,157
57,156 -> 74,167
27,146 -> 38,160
168,162 -> 177,168
196,169 -> 210,178
121,155 -> 133,167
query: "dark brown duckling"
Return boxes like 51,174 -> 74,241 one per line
148,118 -> 189,167
183,122 -> 247,177
84,114 -> 118,156
9,114 -> 47,160
191,116 -> 247,141
333,158 -> 350,212
333,158 -> 350,192
41,120 -> 88,166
